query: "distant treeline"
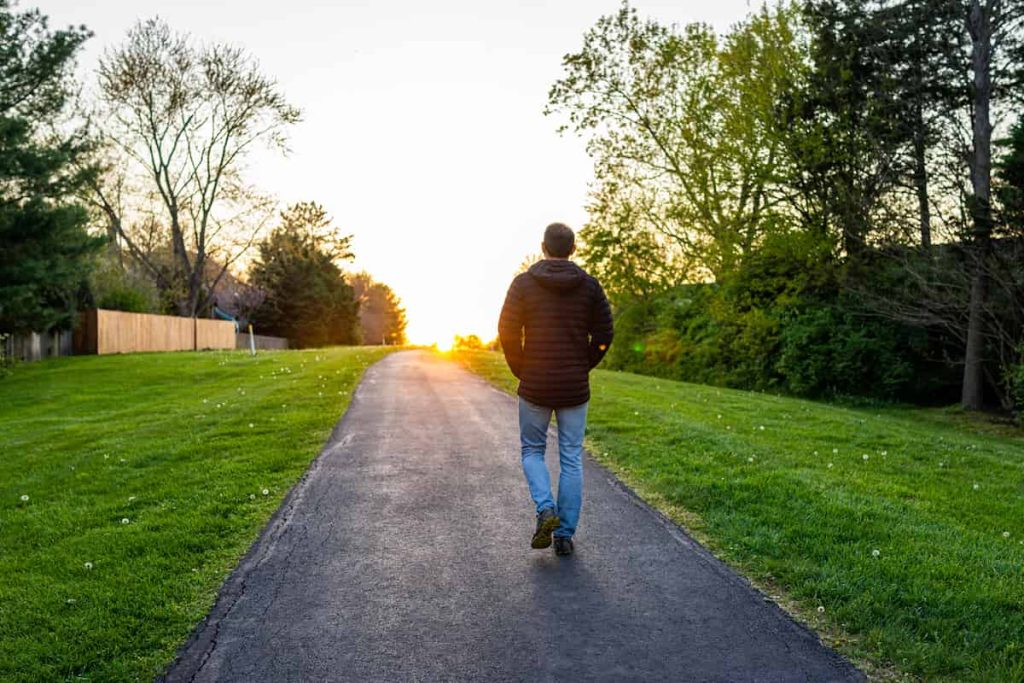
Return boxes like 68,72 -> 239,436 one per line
548,1 -> 1024,413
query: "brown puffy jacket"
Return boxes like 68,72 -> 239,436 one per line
498,259 -> 614,408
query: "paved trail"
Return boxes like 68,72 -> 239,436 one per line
165,351 -> 862,682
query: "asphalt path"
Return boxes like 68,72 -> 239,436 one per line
164,350 -> 863,682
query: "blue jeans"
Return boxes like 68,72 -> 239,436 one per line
518,396 -> 589,539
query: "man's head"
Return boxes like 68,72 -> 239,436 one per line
541,222 -> 575,259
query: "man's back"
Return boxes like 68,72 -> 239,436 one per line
498,259 -> 613,408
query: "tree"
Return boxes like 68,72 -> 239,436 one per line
0,2 -> 104,334
452,334 -> 485,351
91,18 -> 300,317
349,271 -> 407,345
547,2 -> 808,283
959,0 -> 1024,409
996,117 -> 1024,230
787,0 -> 914,257
248,202 -> 358,348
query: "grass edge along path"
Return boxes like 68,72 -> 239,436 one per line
0,346 -> 395,682
448,349 -> 1024,683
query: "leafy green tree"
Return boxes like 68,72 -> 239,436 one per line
349,271 -> 407,345
249,202 -> 358,348
548,2 -> 808,285
452,334 -> 484,351
0,1 -> 103,334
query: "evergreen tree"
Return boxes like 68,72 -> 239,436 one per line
249,202 -> 359,348
789,0 -> 910,256
0,2 -> 103,334
996,117 -> 1024,232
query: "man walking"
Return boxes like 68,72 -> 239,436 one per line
498,223 -> 614,556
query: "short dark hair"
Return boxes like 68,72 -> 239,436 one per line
543,222 -> 575,258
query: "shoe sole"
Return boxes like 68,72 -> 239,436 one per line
554,541 -> 573,556
531,514 -> 561,549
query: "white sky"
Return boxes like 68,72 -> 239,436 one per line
39,0 -> 756,345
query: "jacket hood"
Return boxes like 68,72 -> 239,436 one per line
527,259 -> 585,292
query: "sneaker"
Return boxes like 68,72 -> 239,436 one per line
554,537 -> 574,556
531,507 -> 560,549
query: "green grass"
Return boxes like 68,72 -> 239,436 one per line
450,350 -> 1024,682
0,346 -> 394,682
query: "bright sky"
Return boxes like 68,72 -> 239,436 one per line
40,0 -> 756,346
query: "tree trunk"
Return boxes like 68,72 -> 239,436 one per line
961,0 -> 993,410
912,101 -> 932,249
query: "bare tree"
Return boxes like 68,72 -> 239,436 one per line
91,18 -> 300,316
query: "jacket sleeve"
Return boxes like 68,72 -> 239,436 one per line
587,280 -> 614,370
498,277 -> 525,379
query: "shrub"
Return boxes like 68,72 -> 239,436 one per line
775,304 -> 915,399
88,255 -> 160,313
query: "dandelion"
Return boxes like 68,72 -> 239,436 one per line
717,414 -> 722,419
813,451 -> 818,456
758,425 -> 765,431
249,494 -> 256,500
66,598 -> 77,604
872,549 -> 880,557
121,518 -> 130,525
119,458 -> 126,463
634,411 -> 639,416
19,494 -> 29,502
104,454 -> 109,459
748,457 -> 755,463
249,423 -> 254,429
862,454 -> 869,461
817,606 -> 825,613
128,496 -> 136,502
828,463 -> 834,469
281,404 -> 287,408
973,483 -> 980,491
262,488 -> 269,496
318,391 -> 323,397
881,450 -> 888,456
84,562 -> 93,570
202,399 -> 208,404
1003,531 -> 1011,539
832,448 -> 839,454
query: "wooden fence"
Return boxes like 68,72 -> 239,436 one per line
75,309 -> 237,355
4,329 -> 73,362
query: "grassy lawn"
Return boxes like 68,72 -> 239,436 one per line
0,346 -> 394,682
450,349 -> 1024,682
